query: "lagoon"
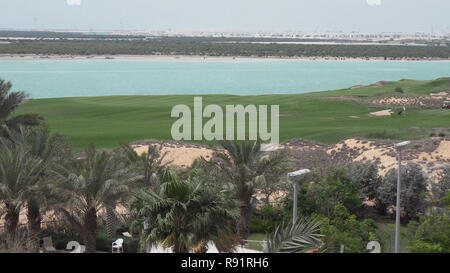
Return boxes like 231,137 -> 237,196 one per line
0,60 -> 449,98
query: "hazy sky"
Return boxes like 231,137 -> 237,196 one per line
1,0 -> 449,33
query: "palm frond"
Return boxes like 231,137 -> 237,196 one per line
264,217 -> 323,253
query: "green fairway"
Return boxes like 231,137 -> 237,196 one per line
16,78 -> 450,151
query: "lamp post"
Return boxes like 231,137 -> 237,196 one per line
393,141 -> 411,253
288,169 -> 311,226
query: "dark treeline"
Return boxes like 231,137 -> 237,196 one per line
1,38 -> 450,59
0,30 -> 144,39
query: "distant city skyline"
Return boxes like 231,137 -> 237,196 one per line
1,0 -> 449,34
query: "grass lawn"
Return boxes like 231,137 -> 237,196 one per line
16,78 -> 450,151
375,219 -> 412,253
247,233 -> 266,251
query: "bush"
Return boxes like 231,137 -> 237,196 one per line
378,163 -> 427,220
283,168 -> 362,219
124,238 -> 139,253
95,229 -> 115,252
431,167 -> 450,205
250,205 -> 285,233
311,168 -> 362,217
40,222 -> 82,250
316,205 -> 379,253
395,87 -> 404,93
407,213 -> 450,253
408,240 -> 443,253
345,163 -> 381,201
438,132 -> 446,137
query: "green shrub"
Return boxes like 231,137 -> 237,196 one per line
315,205 -> 378,253
408,240 -> 443,253
40,222 -> 82,250
250,205 -> 285,233
124,238 -> 139,253
395,87 -> 404,93
407,213 -> 450,253
95,229 -> 115,252
378,163 -> 427,220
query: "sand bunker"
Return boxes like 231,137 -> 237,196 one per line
370,109 -> 393,117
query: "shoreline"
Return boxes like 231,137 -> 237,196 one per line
1,54 -> 450,62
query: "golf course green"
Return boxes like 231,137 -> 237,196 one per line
17,78 -> 450,151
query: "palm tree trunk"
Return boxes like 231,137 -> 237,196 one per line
173,240 -> 188,253
26,201 -> 41,253
105,206 -> 116,238
4,204 -> 20,248
237,202 -> 252,241
83,208 -> 97,253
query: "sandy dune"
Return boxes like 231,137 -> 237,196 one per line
132,142 -> 216,168
327,138 -> 450,178
132,138 -> 449,181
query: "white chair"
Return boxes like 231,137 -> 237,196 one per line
112,238 -> 124,253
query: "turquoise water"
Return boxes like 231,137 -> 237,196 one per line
0,60 -> 449,98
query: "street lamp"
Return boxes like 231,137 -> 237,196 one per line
394,140 -> 411,253
288,169 -> 311,225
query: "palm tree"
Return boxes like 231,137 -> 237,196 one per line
0,79 -> 42,139
54,145 -> 132,253
263,217 -> 323,253
205,140 -> 287,240
134,169 -> 238,253
0,144 -> 43,248
11,127 -> 71,252
108,143 -> 169,238
116,143 -> 169,189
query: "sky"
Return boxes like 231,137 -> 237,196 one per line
0,0 -> 449,34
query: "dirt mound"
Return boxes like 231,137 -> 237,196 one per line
286,137 -> 449,181
371,81 -> 393,87
130,138 -> 450,181
132,140 -> 221,168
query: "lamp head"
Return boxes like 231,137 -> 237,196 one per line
394,141 -> 411,148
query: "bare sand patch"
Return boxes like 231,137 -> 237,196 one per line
370,109 -> 393,117
328,139 -> 397,175
327,138 -> 450,178
371,92 -> 449,108
133,143 -> 215,168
